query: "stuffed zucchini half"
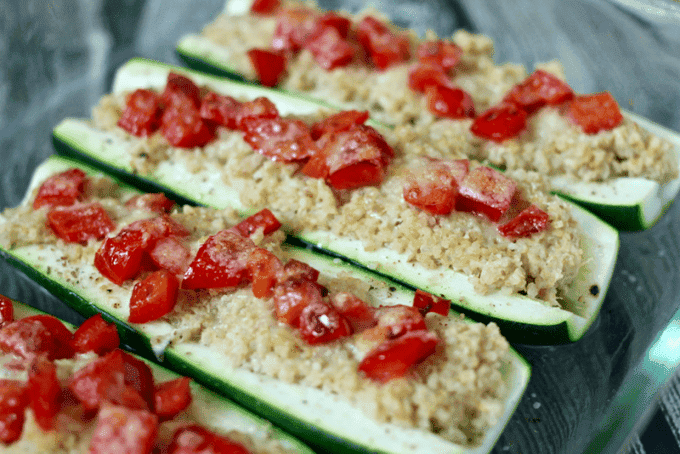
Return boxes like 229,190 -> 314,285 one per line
175,0 -> 680,231
1,300 -> 316,454
52,59 -> 618,344
0,155 -> 530,454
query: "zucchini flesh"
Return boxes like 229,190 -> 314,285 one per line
6,300 -> 316,454
175,11 -> 680,232
0,156 -> 531,454
52,59 -> 619,344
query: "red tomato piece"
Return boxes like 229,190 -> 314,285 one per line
281,259 -> 320,283
250,0 -> 279,14
356,16 -> 411,70
247,48 -> 287,87
305,26 -> 355,70
199,92 -> 243,129
0,379 -> 28,445
310,110 -> 369,140
316,12 -> 352,38
273,278 -> 324,326
271,8 -> 319,52
162,73 -> 201,109
298,302 -> 352,344
375,305 -> 427,338
566,92 -> 624,134
470,103 -> 527,142
149,237 -> 193,277
71,314 -> 120,355
358,330 -> 438,383
68,350 -> 127,411
247,248 -> 284,299
47,202 -> 115,244
498,204 -> 550,239
119,351 -> 156,412
117,89 -> 163,137
0,295 -> 13,328
125,193 -> 175,214
182,230 -> 256,290
407,63 -> 450,93
233,209 -> 282,238
154,377 -> 192,421
425,85 -> 476,119
403,161 -> 459,215
28,355 -> 61,431
33,168 -> 88,210
236,97 -> 280,130
161,103 -> 215,149
94,229 -> 147,285
416,40 -> 463,72
300,152 -> 329,179
412,289 -> 450,316
0,315 -> 73,360
128,215 -> 191,242
129,270 -> 179,324
503,70 -> 574,114
169,425 -> 251,454
456,166 -> 517,222
242,117 -> 317,162
330,292 -> 376,331
89,403 -> 158,454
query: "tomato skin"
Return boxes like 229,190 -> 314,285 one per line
28,355 -> 61,431
273,278 -> 324,326
182,230 -> 256,290
425,85 -> 476,119
0,315 -> 74,360
250,0 -> 280,14
412,289 -> 450,316
566,92 -> 623,134
358,330 -> 438,383
298,302 -> 352,344
310,110 -> 369,140
407,63 -> 450,93
162,73 -> 201,109
241,117 -> 317,162
246,248 -> 284,299
316,12 -> 352,38
403,162 -> 458,215
356,16 -> 411,70
154,377 -> 192,421
456,166 -> 517,222
129,270 -> 179,324
282,259 -> 320,283
118,89 -> 163,137
125,193 -> 175,214
161,103 -> 215,149
0,379 -> 28,445
236,97 -> 280,130
89,403 -> 159,454
470,103 -> 527,142
503,69 -> 574,114
169,425 -> 251,454
149,237 -> 193,277
47,202 -> 115,244
95,229 -> 147,286
33,168 -> 88,210
0,295 -> 14,328
68,349 -> 126,411
498,204 -> 550,239
232,209 -> 282,237
71,313 -> 120,355
305,26 -> 355,70
199,92 -> 243,129
247,48 -> 287,87
416,40 -> 463,72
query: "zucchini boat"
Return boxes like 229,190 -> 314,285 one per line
52,59 -> 619,344
0,155 -> 531,453
1,300 -> 315,454
175,0 -> 680,231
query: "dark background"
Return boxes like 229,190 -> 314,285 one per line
1,1 -> 680,452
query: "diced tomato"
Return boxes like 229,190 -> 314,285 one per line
241,117 -> 317,162
129,270 -> 179,324
375,305 -> 427,338
316,12 -> 352,38
273,278 -> 324,326
470,103 -> 527,142
407,63 -> 450,93
95,229 -> 147,285
250,0 -> 279,14
358,330 -> 438,383
0,295 -> 13,328
33,168 -> 88,210
149,237 -> 192,276
425,85 -> 476,119
305,26 -> 355,70
128,215 -> 191,241
68,350 -> 127,411
71,314 -> 120,355
281,259 -> 320,283
182,230 -> 256,290
298,302 -> 352,344
28,355 -> 61,431
456,166 -> 517,222
47,202 -> 115,244
0,380 -> 28,445
498,204 -> 550,239
247,48 -> 287,87
199,92 -> 243,129
356,16 -> 411,70
412,289 -> 450,316
162,73 -> 201,109
89,403 -> 158,454
125,193 -> 175,214
310,110 -> 369,140
161,103 -> 215,149
271,8 -> 319,52
503,70 -> 574,114
403,161 -> 458,215
119,351 -> 156,412
247,248 -> 284,299
233,209 -> 282,238
300,152 -> 329,179
416,40 -> 463,72
169,425 -> 251,454
330,292 -> 376,331
440,158 -> 470,185
236,97 -> 280,130
154,377 -> 192,421
566,92 -> 624,134
0,315 -> 73,360
117,89 -> 163,137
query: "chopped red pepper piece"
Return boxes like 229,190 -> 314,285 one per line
358,330 -> 438,383
247,48 -> 287,87
412,289 -> 450,316
117,89 -> 163,137
154,377 -> 192,421
498,204 -> 551,239
71,313 -> 120,355
470,103 -> 527,142
129,270 -> 179,324
47,203 -> 115,244
425,85 -> 476,119
27,355 -> 62,431
503,69 -> 574,114
33,168 -> 88,210
456,166 -> 517,222
566,92 -> 624,134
